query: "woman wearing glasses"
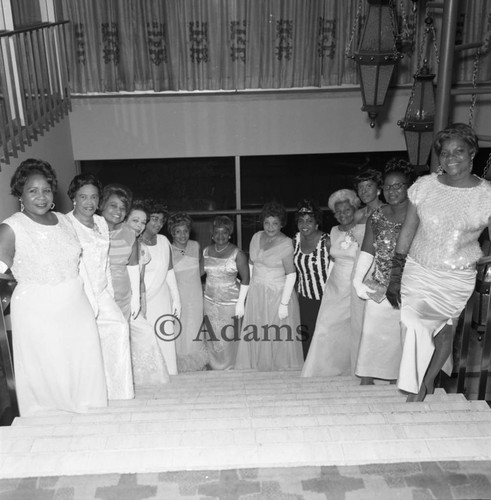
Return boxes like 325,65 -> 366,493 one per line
353,159 -> 414,385
387,123 -> 491,401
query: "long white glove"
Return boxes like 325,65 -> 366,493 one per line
278,272 -> 297,320
166,269 -> 182,318
127,265 -> 141,319
235,284 -> 249,318
353,251 -> 375,300
0,260 -> 8,274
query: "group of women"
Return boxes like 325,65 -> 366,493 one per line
2,123 -> 490,416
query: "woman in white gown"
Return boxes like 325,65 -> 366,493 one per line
141,202 -> 181,375
302,189 -> 364,377
66,174 -> 133,400
0,159 -> 107,416
126,201 -> 170,386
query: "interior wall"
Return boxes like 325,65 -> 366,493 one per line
68,89 -> 491,161
0,117 -> 77,222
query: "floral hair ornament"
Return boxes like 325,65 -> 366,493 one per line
297,206 -> 315,215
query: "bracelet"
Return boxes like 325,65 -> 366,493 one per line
280,302 -> 288,306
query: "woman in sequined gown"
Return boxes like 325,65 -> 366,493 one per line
387,124 -> 491,401
168,212 -> 207,372
0,159 -> 107,416
302,189 -> 364,377
203,216 -> 249,370
67,174 -> 133,400
353,160 -> 414,384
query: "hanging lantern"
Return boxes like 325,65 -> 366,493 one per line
398,60 -> 436,171
353,0 -> 401,127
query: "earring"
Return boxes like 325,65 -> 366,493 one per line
73,201 -> 77,207
19,199 -> 24,212
50,202 -> 55,210
437,165 -> 444,175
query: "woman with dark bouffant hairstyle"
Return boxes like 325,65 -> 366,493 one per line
0,159 -> 107,415
235,201 -> 303,371
140,200 -> 181,375
353,159 -> 414,385
67,173 -> 133,400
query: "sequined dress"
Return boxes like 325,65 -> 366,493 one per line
4,212 -> 107,415
302,224 -> 365,377
399,173 -> 491,394
355,208 -> 403,380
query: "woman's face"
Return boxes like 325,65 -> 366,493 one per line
333,201 -> 355,226
21,174 -> 53,218
101,194 -> 127,226
212,226 -> 231,246
263,216 -> 282,238
73,184 -> 99,219
145,213 -> 165,236
127,209 -> 147,236
357,180 -> 379,205
439,137 -> 474,178
383,172 -> 409,206
173,223 -> 190,246
297,214 -> 317,237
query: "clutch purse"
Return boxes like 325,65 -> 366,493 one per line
363,278 -> 387,304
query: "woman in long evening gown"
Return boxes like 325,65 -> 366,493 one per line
203,216 -> 249,370
302,189 -> 363,377
353,160 -> 413,384
141,202 -> 181,375
66,174 -> 133,400
235,202 -> 303,371
126,201 -> 170,386
350,169 -> 384,373
0,159 -> 107,416
168,212 -> 208,371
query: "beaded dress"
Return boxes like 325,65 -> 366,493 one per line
4,212 -> 107,415
355,208 -> 403,380
399,173 -> 491,394
302,224 -> 365,377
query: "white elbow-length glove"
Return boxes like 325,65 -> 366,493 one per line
352,251 -> 375,300
127,265 -> 141,319
235,284 -> 249,318
278,272 -> 297,320
166,269 -> 182,318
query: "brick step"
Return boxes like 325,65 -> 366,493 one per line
2,435 -> 491,478
8,398 -> 487,431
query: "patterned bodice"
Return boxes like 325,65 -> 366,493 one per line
293,232 -> 330,300
4,212 -> 81,285
409,173 -> 491,270
370,207 -> 402,286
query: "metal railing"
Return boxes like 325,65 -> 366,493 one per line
0,21 -> 71,165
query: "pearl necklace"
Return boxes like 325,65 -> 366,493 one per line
215,242 -> 230,253
142,235 -> 157,246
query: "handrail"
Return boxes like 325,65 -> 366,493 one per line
0,22 -> 71,165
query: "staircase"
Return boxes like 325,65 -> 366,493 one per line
1,370 -> 491,479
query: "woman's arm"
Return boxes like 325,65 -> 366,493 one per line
0,224 -> 15,272
395,201 -> 420,254
128,239 -> 139,266
235,249 -> 250,318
